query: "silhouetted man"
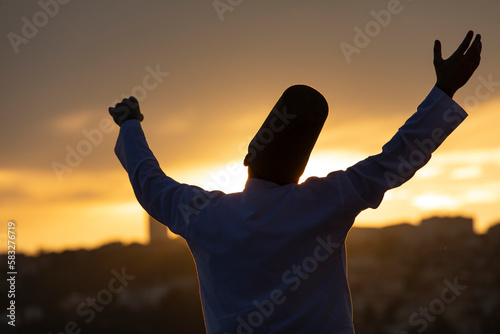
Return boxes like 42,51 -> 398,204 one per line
109,31 -> 481,333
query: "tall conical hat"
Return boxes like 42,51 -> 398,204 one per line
244,85 -> 328,185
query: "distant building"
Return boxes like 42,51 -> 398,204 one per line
419,216 -> 474,240
148,215 -> 169,244
487,222 -> 500,236
486,222 -> 500,246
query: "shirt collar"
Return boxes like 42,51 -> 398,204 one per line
244,177 -> 282,191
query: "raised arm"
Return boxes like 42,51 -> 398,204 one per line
342,31 -> 482,211
109,97 -> 222,238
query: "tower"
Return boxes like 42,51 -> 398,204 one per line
148,215 -> 169,244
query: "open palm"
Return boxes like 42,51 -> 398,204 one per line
434,31 -> 482,98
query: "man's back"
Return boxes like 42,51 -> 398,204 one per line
188,176 -> 357,333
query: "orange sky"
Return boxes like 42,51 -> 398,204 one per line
1,1 -> 499,255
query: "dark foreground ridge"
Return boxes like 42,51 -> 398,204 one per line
1,216 -> 499,334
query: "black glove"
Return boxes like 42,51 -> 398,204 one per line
108,96 -> 144,126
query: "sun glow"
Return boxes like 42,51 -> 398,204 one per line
301,150 -> 366,182
413,193 -> 460,210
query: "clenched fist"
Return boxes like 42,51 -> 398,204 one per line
108,96 -> 144,126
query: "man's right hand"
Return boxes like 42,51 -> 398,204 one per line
109,96 -> 144,126
434,30 -> 482,98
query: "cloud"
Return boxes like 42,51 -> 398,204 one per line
413,193 -> 460,210
50,110 -> 95,134
450,166 -> 482,180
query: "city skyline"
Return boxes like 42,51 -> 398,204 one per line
4,213 -> 499,256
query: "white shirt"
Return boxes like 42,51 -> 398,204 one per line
115,86 -> 467,333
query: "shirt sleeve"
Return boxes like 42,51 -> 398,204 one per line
114,120 -> 221,238
340,86 -> 468,212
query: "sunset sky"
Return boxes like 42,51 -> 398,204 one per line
1,0 -> 499,255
